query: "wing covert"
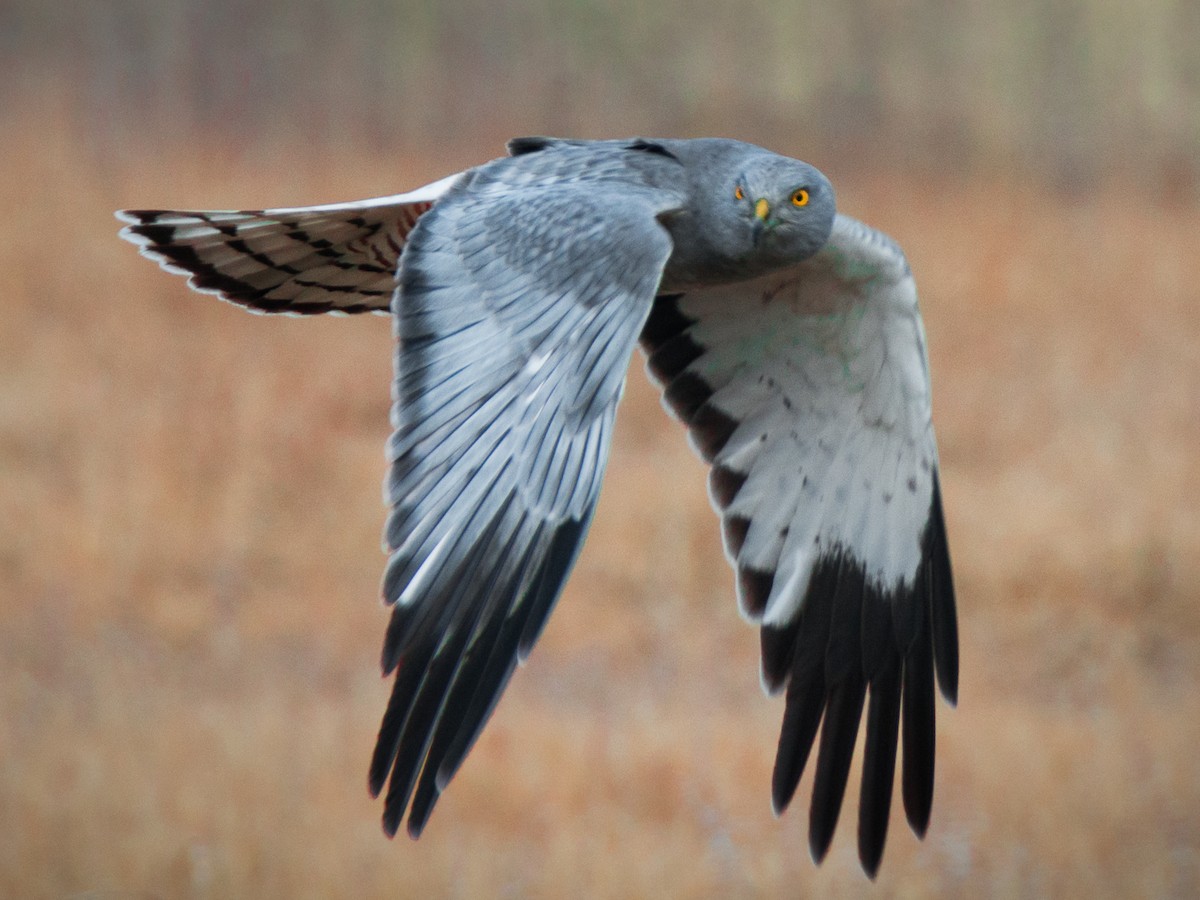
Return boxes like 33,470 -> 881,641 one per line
640,213 -> 958,876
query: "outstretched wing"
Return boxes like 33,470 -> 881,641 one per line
370,149 -> 684,839
116,174 -> 460,315
640,214 -> 958,877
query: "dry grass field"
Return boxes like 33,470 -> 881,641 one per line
2,112 -> 1199,898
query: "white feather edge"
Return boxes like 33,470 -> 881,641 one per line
261,172 -> 463,215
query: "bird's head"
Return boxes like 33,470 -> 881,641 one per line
727,154 -> 836,268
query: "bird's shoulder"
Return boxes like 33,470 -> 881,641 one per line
436,136 -> 688,201
815,214 -> 912,285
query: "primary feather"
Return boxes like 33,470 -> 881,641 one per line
641,213 -> 957,875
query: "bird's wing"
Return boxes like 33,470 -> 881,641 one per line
371,152 -> 683,839
115,174 -> 461,315
640,213 -> 958,877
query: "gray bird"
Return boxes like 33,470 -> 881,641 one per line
118,137 -> 958,878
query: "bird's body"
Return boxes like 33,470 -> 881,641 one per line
118,136 -> 958,877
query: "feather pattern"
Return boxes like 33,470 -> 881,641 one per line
116,174 -> 460,315
640,214 -> 957,876
371,146 -> 684,836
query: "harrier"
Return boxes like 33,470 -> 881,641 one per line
118,137 -> 958,877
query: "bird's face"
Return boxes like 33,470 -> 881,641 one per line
728,157 -> 836,268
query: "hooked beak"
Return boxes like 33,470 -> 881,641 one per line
752,198 -> 770,244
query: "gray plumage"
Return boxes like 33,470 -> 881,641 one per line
118,136 -> 958,878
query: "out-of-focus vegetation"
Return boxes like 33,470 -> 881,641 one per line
3,0 -> 1198,192
2,4 -> 1198,898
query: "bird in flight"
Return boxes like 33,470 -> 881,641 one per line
118,137 -> 958,877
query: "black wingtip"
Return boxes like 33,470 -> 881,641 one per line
928,476 -> 960,706
860,853 -> 882,881
900,626 -> 936,839
406,777 -> 443,838
381,803 -> 402,839
770,676 -> 823,814
406,812 -> 430,840
808,834 -> 831,867
857,782 -> 894,874
368,769 -> 385,800
857,653 -> 903,879
768,557 -> 840,816
906,803 -> 931,841
768,546 -> 952,876
516,515 -> 591,658
805,561 -> 871,863
807,797 -> 835,864
807,678 -> 866,866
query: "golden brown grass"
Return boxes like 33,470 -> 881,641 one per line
2,112 -> 1198,898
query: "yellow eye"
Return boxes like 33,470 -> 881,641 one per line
734,185 -> 744,201
791,188 -> 810,208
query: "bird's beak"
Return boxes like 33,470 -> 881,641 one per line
752,198 -> 771,245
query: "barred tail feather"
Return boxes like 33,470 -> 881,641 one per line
116,175 -> 460,316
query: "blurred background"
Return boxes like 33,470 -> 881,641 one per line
2,2 -> 1198,897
